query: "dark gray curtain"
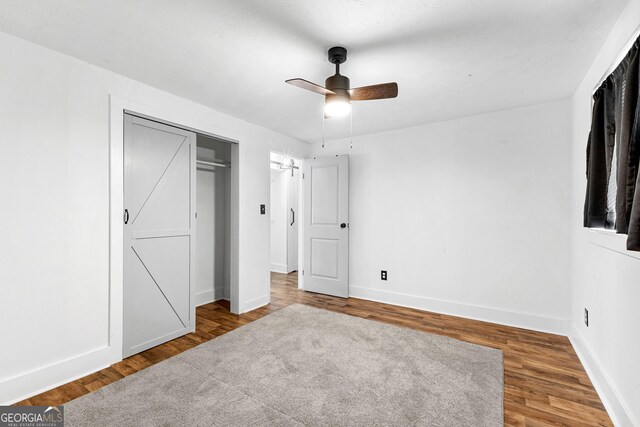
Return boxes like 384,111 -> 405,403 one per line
625,41 -> 640,249
584,81 -> 614,229
615,43 -> 639,234
584,38 -> 640,250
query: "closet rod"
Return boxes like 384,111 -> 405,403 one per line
197,158 -> 230,168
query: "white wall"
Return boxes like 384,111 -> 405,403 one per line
196,166 -> 217,304
270,170 -> 289,273
569,0 -> 640,425
311,100 -> 572,333
217,166 -> 231,300
0,31 -> 310,405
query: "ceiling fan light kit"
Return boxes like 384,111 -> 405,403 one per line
324,95 -> 351,118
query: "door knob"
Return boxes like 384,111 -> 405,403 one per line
340,223 -> 347,229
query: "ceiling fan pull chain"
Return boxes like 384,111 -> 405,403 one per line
350,107 -> 353,149
321,107 -> 324,148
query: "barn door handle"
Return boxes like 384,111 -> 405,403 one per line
290,208 -> 295,226
124,209 -> 129,224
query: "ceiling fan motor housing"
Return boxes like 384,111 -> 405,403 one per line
325,74 -> 350,91
325,74 -> 350,105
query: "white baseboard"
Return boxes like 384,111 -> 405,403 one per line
569,322 -> 637,427
196,288 -> 227,306
348,286 -> 569,336
241,294 -> 270,313
270,263 -> 289,274
215,287 -> 226,302
0,346 -> 113,405
196,290 -> 215,306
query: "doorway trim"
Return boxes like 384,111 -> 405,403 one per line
268,150 -> 305,290
109,94 -> 241,364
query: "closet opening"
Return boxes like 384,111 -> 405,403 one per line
269,152 -> 303,291
196,136 -> 232,307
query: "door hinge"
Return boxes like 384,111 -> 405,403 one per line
302,270 -> 305,275
302,173 -> 305,179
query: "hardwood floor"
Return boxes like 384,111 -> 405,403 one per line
17,272 -> 612,426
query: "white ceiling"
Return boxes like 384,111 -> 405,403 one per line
0,1 -> 628,143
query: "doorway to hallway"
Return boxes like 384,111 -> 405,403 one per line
269,152 -> 302,276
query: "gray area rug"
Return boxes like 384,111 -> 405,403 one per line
66,304 -> 503,426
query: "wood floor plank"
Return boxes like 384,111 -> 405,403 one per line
15,272 -> 612,426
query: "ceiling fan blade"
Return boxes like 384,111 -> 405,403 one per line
286,78 -> 335,95
350,82 -> 398,101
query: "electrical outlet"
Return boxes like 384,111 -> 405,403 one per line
381,270 -> 387,281
584,308 -> 589,327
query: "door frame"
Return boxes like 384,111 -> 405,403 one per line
268,151 -> 305,290
109,95 -> 240,364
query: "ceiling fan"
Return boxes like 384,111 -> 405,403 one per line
286,46 -> 398,118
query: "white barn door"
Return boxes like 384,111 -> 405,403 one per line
123,115 -> 196,358
303,155 -> 349,297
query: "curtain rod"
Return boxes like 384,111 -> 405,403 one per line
593,24 -> 640,95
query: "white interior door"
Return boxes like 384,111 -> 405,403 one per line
123,114 -> 196,358
287,168 -> 299,272
303,155 -> 349,297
